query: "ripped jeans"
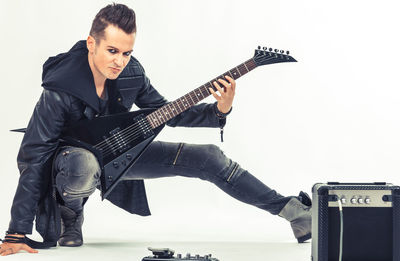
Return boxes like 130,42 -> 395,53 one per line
54,141 -> 293,215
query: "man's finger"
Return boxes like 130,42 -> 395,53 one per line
218,78 -> 230,88
208,88 -> 221,101
213,81 -> 225,96
0,247 -> 14,256
21,244 -> 38,253
224,75 -> 236,91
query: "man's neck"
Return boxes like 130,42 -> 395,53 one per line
88,54 -> 106,98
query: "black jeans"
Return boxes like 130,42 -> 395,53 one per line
54,141 -> 293,215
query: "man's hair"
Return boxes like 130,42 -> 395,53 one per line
89,3 -> 136,43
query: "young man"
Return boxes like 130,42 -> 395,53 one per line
0,3 -> 311,256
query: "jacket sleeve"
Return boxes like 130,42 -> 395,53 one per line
8,89 -> 70,234
134,73 -> 230,128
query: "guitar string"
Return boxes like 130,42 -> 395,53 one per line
99,125 -> 152,157
94,119 -> 149,155
93,120 -> 144,150
95,54 -> 279,155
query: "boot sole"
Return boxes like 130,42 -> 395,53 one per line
58,240 -> 83,247
297,233 -> 311,243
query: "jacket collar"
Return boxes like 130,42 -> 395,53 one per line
41,40 -> 105,113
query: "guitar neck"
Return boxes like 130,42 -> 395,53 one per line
147,58 -> 257,128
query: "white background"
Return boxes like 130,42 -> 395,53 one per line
0,0 -> 400,243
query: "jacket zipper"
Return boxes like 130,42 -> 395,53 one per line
173,143 -> 184,165
226,163 -> 239,182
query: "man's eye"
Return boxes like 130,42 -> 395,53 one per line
108,49 -> 117,54
123,52 -> 132,56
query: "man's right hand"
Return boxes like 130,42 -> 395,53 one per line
0,235 -> 38,256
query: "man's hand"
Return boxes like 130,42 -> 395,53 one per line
209,75 -> 236,114
0,235 -> 38,256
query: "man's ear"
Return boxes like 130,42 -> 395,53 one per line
87,35 -> 96,53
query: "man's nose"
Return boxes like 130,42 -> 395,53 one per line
114,55 -> 123,67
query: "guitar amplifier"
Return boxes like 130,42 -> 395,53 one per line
311,182 -> 400,261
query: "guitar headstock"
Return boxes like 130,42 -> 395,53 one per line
253,46 -> 297,67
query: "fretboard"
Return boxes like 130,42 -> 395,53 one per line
146,58 -> 257,129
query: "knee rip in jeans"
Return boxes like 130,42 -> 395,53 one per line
61,185 -> 95,199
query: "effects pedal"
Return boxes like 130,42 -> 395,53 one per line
142,247 -> 220,261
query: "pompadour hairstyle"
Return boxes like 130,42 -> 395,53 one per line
89,3 -> 136,43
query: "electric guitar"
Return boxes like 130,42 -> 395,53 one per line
61,46 -> 297,199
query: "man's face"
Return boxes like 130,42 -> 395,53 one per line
87,24 -> 136,80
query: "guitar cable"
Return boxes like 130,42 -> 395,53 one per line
337,197 -> 344,261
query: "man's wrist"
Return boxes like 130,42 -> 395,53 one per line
214,102 -> 232,119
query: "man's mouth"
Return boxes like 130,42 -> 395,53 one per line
111,67 -> 121,73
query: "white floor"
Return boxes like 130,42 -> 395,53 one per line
3,239 -> 311,261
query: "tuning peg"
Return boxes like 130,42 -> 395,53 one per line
258,46 -> 261,50
280,50 -> 284,54
269,48 -> 273,52
274,49 -> 278,53
263,47 -> 267,50
286,51 -> 290,55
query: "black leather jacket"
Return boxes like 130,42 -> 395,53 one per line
8,41 -> 228,243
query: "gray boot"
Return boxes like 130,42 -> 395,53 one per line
58,205 -> 84,247
278,192 -> 312,243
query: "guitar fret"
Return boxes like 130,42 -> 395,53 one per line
184,94 -> 193,106
151,113 -> 158,127
192,91 -> 198,103
230,68 -> 239,79
171,102 -> 179,115
243,62 -> 249,71
207,81 -> 215,92
155,111 -> 162,122
239,65 -> 247,75
235,66 -> 242,76
188,91 -> 196,104
181,97 -> 187,109
176,99 -> 184,112
194,88 -> 203,100
161,108 -> 168,121
201,85 -> 210,96
162,106 -> 170,121
167,103 -> 175,118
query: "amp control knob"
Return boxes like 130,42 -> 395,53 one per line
358,198 -> 364,204
365,197 -> 371,204
350,198 -> 357,204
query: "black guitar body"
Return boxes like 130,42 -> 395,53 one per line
61,108 -> 165,199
